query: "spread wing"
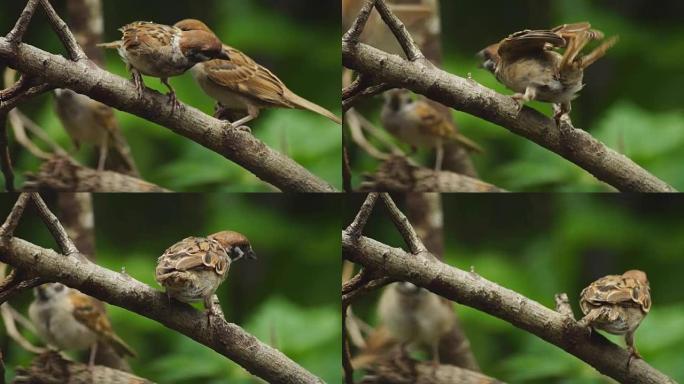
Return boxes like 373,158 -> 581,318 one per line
498,29 -> 565,61
202,45 -> 292,107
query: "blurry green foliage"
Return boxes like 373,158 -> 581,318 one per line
0,0 -> 341,191
347,194 -> 684,383
0,193 -> 341,383
348,0 -> 684,191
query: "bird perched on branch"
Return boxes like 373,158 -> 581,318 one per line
477,22 -> 618,126
98,20 -> 230,111
377,282 -> 455,363
172,19 -> 341,128
155,231 -> 256,321
578,269 -> 651,361
28,283 -> 136,365
54,89 -> 139,175
381,89 -> 483,171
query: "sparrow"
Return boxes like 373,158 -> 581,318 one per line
54,89 -> 139,175
173,19 -> 342,128
155,231 -> 256,319
477,22 -> 618,126
28,283 -> 136,365
578,270 -> 651,360
98,21 -> 230,111
381,89 -> 483,171
377,282 -> 455,363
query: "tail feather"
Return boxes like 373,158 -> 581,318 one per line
285,90 -> 341,125
107,333 -> 137,358
449,132 -> 484,154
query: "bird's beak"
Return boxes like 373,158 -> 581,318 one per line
35,286 -> 48,301
245,248 -> 257,260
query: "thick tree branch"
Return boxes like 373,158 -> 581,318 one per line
342,10 -> 674,192
0,39 -> 335,192
342,233 -> 677,384
0,237 -> 323,384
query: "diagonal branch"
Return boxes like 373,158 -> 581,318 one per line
342,233 -> 677,384
0,38 -> 335,192
1,238 -> 324,384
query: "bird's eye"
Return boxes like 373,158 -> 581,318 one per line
53,284 -> 65,292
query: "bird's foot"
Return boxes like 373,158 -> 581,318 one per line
510,94 -> 526,114
167,91 -> 181,114
221,121 -> 251,133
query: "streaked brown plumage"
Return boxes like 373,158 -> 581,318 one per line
155,231 -> 255,316
478,22 -> 618,125
579,270 -> 650,360
99,21 -> 229,110
173,19 -> 341,127
381,89 -> 483,171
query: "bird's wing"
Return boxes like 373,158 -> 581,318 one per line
498,29 -> 566,60
158,237 -> 229,275
203,46 -> 292,107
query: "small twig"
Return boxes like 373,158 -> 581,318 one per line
0,111 -> 13,192
345,193 -> 379,238
5,0 -> 41,45
38,0 -> 88,62
346,109 -> 392,161
342,276 -> 392,306
0,303 -> 46,354
373,0 -> 426,63
343,145 -> 353,192
342,73 -> 372,100
555,293 -> 575,317
29,193 -> 80,257
356,111 -> 405,156
343,82 -> 393,112
0,272 -> 45,305
379,193 -> 427,255
14,110 -> 68,156
0,193 -> 31,241
342,0 -> 378,45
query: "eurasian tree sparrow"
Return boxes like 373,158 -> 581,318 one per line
54,89 -> 138,175
155,231 -> 256,319
377,282 -> 455,363
477,22 -> 618,126
579,269 -> 651,360
99,21 -> 230,111
173,19 -> 342,127
28,283 -> 136,365
381,89 -> 483,171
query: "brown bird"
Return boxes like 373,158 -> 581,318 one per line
579,269 -> 651,360
54,89 -> 139,175
377,282 -> 455,363
173,19 -> 341,128
155,231 -> 256,319
477,22 -> 618,125
99,21 -> 230,111
28,283 -> 136,365
381,89 -> 483,171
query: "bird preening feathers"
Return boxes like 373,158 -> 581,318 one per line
478,22 -> 618,126
100,19 -> 341,126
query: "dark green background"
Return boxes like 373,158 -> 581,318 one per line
346,194 -> 684,383
349,0 -> 684,191
0,193 -> 342,383
0,0 -> 341,191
